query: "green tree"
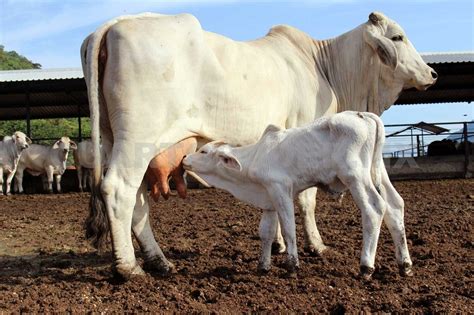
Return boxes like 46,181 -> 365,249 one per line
0,45 -> 41,70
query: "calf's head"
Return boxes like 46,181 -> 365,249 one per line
182,141 -> 243,187
363,12 -> 437,90
12,131 -> 32,151
53,136 -> 78,154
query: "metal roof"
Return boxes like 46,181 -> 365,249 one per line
0,51 -> 473,120
421,51 -> 474,64
0,68 -> 84,82
386,122 -> 449,138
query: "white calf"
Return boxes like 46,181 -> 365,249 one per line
183,111 -> 412,279
15,137 -> 77,193
0,132 -> 31,195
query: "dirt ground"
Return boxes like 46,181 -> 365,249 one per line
0,179 -> 472,312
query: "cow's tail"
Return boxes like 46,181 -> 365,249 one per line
81,20 -> 116,251
364,112 -> 385,191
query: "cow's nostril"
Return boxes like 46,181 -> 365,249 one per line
431,71 -> 438,80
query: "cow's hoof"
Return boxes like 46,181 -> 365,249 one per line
6,192 -> 11,196
143,257 -> 176,276
303,244 -> 328,257
271,241 -> 286,255
257,262 -> 271,275
399,262 -> 413,277
113,263 -> 145,281
285,256 -> 300,274
360,265 -> 375,280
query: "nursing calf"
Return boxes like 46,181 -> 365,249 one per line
183,111 -> 412,279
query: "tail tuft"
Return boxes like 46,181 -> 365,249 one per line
85,186 -> 110,250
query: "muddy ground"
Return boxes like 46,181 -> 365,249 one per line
0,179 -> 472,312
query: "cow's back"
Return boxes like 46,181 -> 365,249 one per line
19,144 -> 49,171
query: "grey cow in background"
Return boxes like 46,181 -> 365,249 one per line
15,137 -> 77,193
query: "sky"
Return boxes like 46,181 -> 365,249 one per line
0,0 -> 473,130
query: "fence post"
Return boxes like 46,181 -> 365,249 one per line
463,122 -> 471,178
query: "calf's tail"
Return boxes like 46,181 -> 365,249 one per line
364,112 -> 385,190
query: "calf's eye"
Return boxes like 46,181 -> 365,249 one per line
200,150 -> 207,154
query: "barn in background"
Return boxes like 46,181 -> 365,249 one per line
0,52 -> 473,191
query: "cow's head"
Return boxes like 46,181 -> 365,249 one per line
53,136 -> 78,153
12,131 -> 31,151
363,12 -> 437,91
183,140 -> 243,187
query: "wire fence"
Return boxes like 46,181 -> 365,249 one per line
383,121 -> 473,158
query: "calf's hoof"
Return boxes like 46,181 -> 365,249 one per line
271,241 -> 286,255
113,263 -> 145,281
399,262 -> 413,277
359,265 -> 375,280
143,257 -> 177,276
6,192 -> 12,196
303,244 -> 328,257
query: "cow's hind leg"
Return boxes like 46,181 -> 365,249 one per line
101,145 -> 151,280
133,179 -> 176,275
380,167 -> 412,276
297,187 -> 327,255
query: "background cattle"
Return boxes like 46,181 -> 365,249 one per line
0,131 -> 31,195
81,11 -> 436,279
427,139 -> 458,156
15,137 -> 77,194
73,140 -> 94,192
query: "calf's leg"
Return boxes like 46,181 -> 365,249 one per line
267,185 -> 299,273
258,210 -> 278,272
14,167 -> 24,193
55,174 -> 62,193
346,177 -> 386,280
132,180 -> 175,275
380,167 -> 412,276
0,168 -> 4,195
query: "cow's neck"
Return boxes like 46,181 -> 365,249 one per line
312,26 -> 403,115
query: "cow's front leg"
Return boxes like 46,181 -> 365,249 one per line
267,184 -> 299,273
14,167 -> 24,194
258,210 -> 278,273
132,179 -> 175,275
46,167 -> 54,193
0,168 -> 4,195
297,187 -> 327,255
5,170 -> 15,195
55,174 -> 62,193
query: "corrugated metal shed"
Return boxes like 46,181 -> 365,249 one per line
0,51 -> 473,121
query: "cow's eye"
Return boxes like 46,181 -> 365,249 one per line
391,35 -> 403,42
200,150 -> 207,154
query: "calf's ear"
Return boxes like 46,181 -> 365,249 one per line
26,137 -> 32,145
53,140 -> 61,149
218,152 -> 242,172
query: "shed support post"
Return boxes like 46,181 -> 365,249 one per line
77,104 -> 82,142
26,88 -> 31,139
463,122 -> 471,178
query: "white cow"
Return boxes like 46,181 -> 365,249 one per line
15,137 -> 77,193
0,131 -> 31,195
183,111 -> 412,279
73,139 -> 94,192
81,11 -> 436,279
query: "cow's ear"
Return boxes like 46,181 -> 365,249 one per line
53,140 -> 61,149
262,124 -> 281,137
364,27 -> 398,70
70,141 -> 78,150
26,137 -> 32,145
218,152 -> 242,171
